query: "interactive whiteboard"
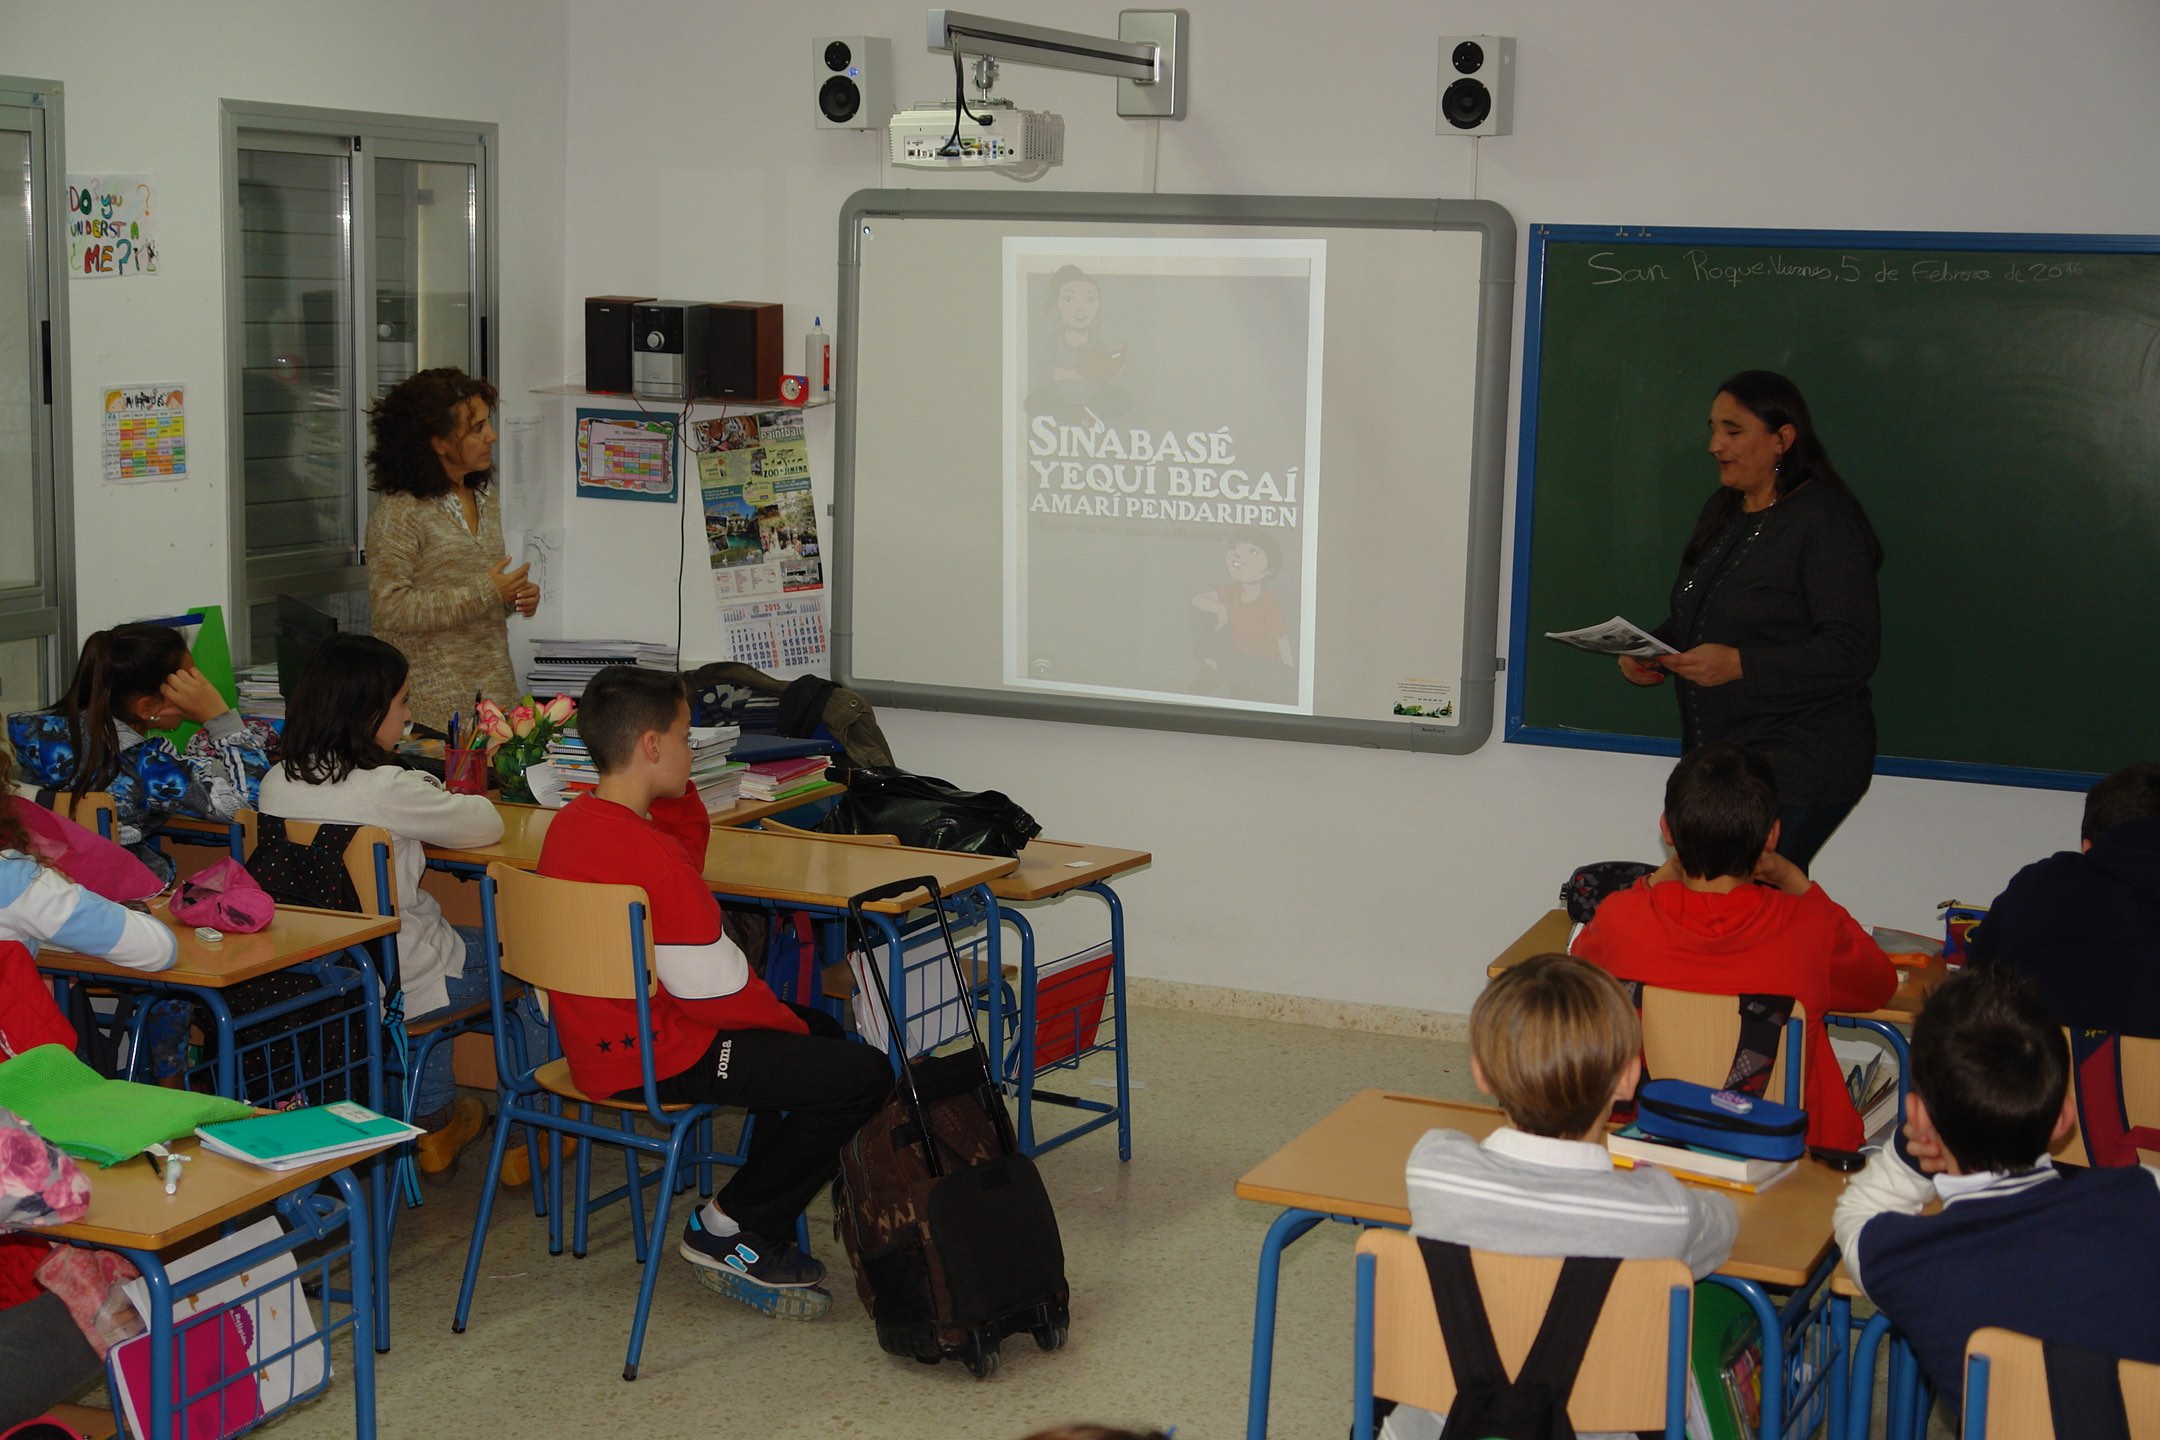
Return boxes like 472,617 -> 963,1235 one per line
833,191 -> 1515,751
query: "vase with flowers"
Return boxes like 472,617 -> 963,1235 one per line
478,693 -> 576,804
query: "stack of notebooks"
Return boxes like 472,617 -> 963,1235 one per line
1606,1125 -> 1797,1194
196,1101 -> 421,1171
523,639 -> 680,699
544,729 -> 599,801
235,663 -> 286,721
690,724 -> 746,812
740,754 -> 833,803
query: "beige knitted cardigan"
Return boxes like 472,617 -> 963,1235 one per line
365,489 -> 519,732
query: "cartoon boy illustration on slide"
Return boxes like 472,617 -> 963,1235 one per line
1025,264 -> 1131,424
1191,528 -> 1296,702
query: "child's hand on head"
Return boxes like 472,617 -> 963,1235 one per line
1752,849 -> 1812,896
1901,1101 -> 1952,1174
160,665 -> 228,725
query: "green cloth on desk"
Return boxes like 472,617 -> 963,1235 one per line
0,1044 -> 255,1166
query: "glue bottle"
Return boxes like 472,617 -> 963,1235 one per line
805,316 -> 832,397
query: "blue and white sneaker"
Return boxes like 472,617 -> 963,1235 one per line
680,1213 -> 831,1319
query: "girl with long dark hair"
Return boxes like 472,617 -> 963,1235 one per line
6,623 -> 275,880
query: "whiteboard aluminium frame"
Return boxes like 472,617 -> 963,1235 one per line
833,189 -> 1516,754
1507,221 -> 2160,793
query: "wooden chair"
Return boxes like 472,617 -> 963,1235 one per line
453,862 -> 751,1381
758,815 -> 898,846
1638,984 -> 1805,1110
2055,1029 -> 2160,1167
238,811 -> 397,917
1964,1327 -> 2160,1439
1351,1228 -> 1693,1439
13,782 -> 120,841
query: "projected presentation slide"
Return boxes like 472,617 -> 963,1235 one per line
1002,238 -> 1325,714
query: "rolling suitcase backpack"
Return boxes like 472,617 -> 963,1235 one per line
833,875 -> 1070,1378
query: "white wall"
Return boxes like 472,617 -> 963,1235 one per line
28,1 -> 2156,1016
2,0 -> 569,635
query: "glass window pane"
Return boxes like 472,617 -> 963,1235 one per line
0,636 -> 47,719
238,147 -> 355,561
373,158 -> 475,394
0,129 -> 36,592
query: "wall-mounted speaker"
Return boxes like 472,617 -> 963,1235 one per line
1437,36 -> 1514,137
813,36 -> 894,131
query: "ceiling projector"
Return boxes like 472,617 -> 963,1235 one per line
889,101 -> 1064,169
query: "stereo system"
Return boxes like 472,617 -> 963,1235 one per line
587,297 -> 786,402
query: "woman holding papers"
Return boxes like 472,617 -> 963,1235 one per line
1619,371 -> 1883,870
365,368 -> 537,733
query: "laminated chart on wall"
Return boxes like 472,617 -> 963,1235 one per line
694,410 -> 830,678
575,410 -> 677,502
101,383 -> 186,483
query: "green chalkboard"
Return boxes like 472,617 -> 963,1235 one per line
1507,225 -> 2160,790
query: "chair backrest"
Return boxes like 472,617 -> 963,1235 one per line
2055,1029 -> 2160,1167
759,816 -> 899,847
237,810 -> 397,917
485,862 -> 655,1001
14,782 -> 120,841
1639,984 -> 1805,1109
1964,1326 -> 2160,1440
1355,1228 -> 1691,1434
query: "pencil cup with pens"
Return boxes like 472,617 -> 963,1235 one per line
443,696 -> 490,795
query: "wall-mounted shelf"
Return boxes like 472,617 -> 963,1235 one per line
531,383 -> 832,410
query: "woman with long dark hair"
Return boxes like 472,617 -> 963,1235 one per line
5,623 -> 276,880
365,368 -> 537,733
257,633 -> 541,1176
1619,371 -> 1884,870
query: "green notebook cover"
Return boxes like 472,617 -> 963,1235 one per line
197,1101 -> 413,1162
0,1044 -> 255,1166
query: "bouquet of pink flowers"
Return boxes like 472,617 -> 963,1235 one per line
476,694 -> 576,803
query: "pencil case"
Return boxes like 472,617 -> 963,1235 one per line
1634,1079 -> 1807,1162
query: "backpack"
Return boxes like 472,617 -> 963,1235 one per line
1410,1237 -> 1620,1440
1559,861 -> 1657,924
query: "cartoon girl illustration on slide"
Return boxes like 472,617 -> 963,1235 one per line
1191,528 -> 1296,702
1025,264 -> 1131,424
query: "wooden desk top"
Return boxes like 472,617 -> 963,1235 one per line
701,828 -> 1017,912
1488,908 -> 1943,1024
991,839 -> 1151,902
39,904 -> 397,988
40,1139 -> 355,1251
422,786 -> 847,868
1234,1088 -> 1847,1288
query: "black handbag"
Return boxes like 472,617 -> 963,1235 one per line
819,765 -> 1042,857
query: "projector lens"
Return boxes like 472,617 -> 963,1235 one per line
820,76 -> 862,124
1442,78 -> 1491,129
824,40 -> 853,72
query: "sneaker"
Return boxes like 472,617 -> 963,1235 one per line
691,1266 -> 834,1320
413,1095 -> 486,1175
679,1213 -> 827,1288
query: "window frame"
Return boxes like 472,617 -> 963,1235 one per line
0,76 -> 76,711
218,100 -> 497,665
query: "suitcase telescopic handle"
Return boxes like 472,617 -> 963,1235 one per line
847,875 -> 943,910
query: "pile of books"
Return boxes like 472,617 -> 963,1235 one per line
544,730 -> 599,802
690,724 -> 746,812
236,663 -> 285,721
740,754 -> 833,803
1830,1034 -> 1903,1144
523,639 -> 680,699
1606,1124 -> 1797,1194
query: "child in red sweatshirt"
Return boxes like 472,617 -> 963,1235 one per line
1574,742 -> 1897,1152
537,666 -> 889,1319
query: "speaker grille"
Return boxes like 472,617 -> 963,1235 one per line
1442,78 -> 1492,130
821,76 -> 862,125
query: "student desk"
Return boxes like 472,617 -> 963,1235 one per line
1486,908 -> 1944,1023
697,829 -> 1017,1063
983,839 -> 1149,1159
38,903 -> 400,1352
41,1140 -> 378,1439
1235,1089 -> 1849,1440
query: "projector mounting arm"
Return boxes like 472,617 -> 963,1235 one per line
927,8 -> 1188,119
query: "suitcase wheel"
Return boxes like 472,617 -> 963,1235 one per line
961,1331 -> 1001,1379
1032,1319 -> 1068,1352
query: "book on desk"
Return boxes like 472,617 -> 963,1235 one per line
1606,1125 -> 1797,1193
196,1101 -> 420,1171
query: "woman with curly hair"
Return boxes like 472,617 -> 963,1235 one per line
364,368 -> 538,732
